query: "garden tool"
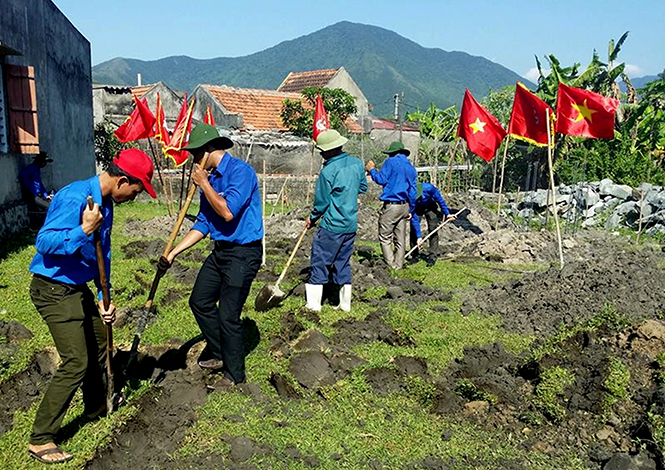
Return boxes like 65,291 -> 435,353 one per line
405,207 -> 467,259
126,152 -> 210,370
87,196 -> 117,413
255,225 -> 309,311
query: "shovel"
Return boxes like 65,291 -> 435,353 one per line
125,152 -> 210,370
87,196 -> 117,413
405,207 -> 467,259
255,225 -> 308,311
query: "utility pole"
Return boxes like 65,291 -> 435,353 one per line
393,92 -> 403,142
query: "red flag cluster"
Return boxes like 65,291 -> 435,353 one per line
457,82 -> 619,162
113,92 -> 199,166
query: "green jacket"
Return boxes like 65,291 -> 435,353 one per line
310,152 -> 368,233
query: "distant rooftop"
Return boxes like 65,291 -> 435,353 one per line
277,68 -> 340,93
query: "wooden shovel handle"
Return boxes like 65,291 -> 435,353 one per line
274,226 -> 308,288
405,207 -> 466,259
87,197 -> 110,310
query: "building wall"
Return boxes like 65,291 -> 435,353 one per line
327,68 -> 370,117
0,0 -> 94,238
370,129 -> 421,162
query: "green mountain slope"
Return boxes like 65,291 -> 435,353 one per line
93,21 -> 529,116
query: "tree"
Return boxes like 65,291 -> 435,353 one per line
281,87 -> 357,138
94,119 -> 134,168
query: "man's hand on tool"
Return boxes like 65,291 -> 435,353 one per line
157,255 -> 172,272
417,238 -> 423,249
304,216 -> 314,230
365,160 -> 375,172
98,301 -> 116,324
191,164 -> 209,188
446,214 -> 457,222
82,203 -> 103,235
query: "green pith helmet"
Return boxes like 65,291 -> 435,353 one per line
183,123 -> 233,151
382,140 -> 410,156
315,129 -> 348,151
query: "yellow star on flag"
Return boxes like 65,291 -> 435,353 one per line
572,99 -> 597,123
469,117 -> 486,134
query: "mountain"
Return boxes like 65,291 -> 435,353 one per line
93,21 -> 529,117
631,75 -> 659,89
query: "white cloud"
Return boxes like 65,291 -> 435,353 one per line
623,64 -> 643,78
523,67 -> 548,83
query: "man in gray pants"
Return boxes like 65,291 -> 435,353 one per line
365,141 -> 417,269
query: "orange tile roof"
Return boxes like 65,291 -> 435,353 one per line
345,117 -> 363,134
130,84 -> 153,98
277,68 -> 340,93
204,85 -> 302,131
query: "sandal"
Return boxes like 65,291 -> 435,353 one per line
28,446 -> 73,464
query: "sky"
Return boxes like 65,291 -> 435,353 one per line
53,0 -> 664,80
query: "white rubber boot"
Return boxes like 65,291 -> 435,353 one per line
339,284 -> 352,312
305,284 -> 323,312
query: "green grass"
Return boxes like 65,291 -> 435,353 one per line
0,200 -> 595,469
602,357 -> 630,412
534,366 -> 575,422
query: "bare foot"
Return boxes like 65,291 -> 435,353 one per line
28,443 -> 72,463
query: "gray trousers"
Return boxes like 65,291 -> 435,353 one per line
378,203 -> 410,269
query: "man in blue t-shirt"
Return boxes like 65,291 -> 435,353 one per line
305,129 -> 367,312
365,141 -> 417,270
27,149 -> 156,464
409,181 -> 455,266
19,151 -> 54,210
162,124 -> 263,391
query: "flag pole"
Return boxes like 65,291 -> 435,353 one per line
495,136 -> 510,230
546,111 -> 564,268
262,158 -> 267,268
147,138 -> 173,216
445,138 -> 460,197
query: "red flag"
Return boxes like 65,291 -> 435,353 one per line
457,89 -> 507,162
153,92 -> 170,147
203,104 -> 215,126
114,96 -> 156,142
508,82 -> 553,147
555,82 -> 618,139
313,93 -> 329,141
164,95 -> 195,166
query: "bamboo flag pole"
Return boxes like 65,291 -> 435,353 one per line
262,159 -> 267,267
495,136 -> 510,230
147,139 -> 173,216
445,138 -> 460,197
546,111 -> 564,268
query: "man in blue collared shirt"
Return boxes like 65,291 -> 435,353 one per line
409,181 -> 455,266
27,149 -> 156,464
19,151 -> 54,210
163,124 -> 263,390
365,141 -> 417,269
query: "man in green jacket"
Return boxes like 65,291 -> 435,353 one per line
305,129 -> 367,312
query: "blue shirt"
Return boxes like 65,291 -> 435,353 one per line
192,153 -> 264,244
410,183 -> 450,238
310,152 -> 368,234
369,153 -> 417,211
30,176 -> 112,298
19,162 -> 48,198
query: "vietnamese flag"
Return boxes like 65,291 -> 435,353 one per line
508,82 -> 553,147
164,95 -> 195,166
114,96 -> 156,142
555,83 -> 618,139
313,93 -> 329,141
457,89 -> 506,162
153,92 -> 170,147
203,104 -> 215,126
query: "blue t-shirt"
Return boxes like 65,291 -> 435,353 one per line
369,153 -> 417,211
410,183 -> 450,238
19,162 -> 48,198
30,176 -> 112,297
191,153 -> 264,244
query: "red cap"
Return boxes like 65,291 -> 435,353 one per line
112,148 -> 157,198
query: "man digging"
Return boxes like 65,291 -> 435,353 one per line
27,149 -> 156,464
365,141 -> 417,270
161,124 -> 263,390
409,180 -> 455,267
304,129 -> 367,312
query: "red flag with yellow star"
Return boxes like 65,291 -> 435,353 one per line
313,93 -> 329,141
508,82 -> 553,147
555,83 -> 618,139
457,89 -> 506,162
153,92 -> 170,146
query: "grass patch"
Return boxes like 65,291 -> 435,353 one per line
602,357 -> 630,412
534,366 -> 575,422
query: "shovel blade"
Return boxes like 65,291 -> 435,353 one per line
254,284 -> 286,311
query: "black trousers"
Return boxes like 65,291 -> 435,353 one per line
189,240 -> 262,383
409,203 -> 443,257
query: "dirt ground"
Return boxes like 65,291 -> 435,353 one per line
3,196 -> 665,469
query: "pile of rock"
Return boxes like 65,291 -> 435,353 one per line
493,179 -> 665,236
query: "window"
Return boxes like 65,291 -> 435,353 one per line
5,64 -> 39,154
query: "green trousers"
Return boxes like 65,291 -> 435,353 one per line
29,275 -> 107,445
